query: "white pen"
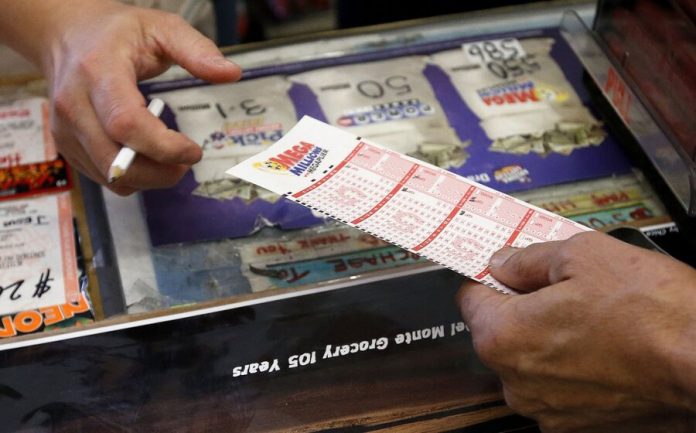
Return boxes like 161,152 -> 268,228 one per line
107,98 -> 166,183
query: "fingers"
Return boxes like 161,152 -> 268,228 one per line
52,84 -> 192,193
489,241 -> 567,292
154,14 -> 242,84
88,68 -> 202,166
53,121 -> 137,196
112,157 -> 191,191
489,232 -> 630,293
43,5 -> 238,193
457,279 -> 509,333
457,280 -> 520,368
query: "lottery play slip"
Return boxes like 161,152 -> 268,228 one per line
228,117 -> 591,293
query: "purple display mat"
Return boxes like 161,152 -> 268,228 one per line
141,28 -> 632,246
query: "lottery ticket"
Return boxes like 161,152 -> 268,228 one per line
227,117 -> 591,293
0,192 -> 80,316
0,97 -> 57,168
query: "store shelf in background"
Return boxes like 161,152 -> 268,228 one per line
242,0 -> 336,42
263,9 -> 336,39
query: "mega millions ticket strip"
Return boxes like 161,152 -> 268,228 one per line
0,1 -> 693,431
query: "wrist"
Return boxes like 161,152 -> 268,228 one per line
0,0 -> 124,74
0,0 -> 64,66
653,284 -> 696,413
665,320 -> 696,412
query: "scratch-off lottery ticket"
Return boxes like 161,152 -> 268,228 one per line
0,97 -> 57,168
227,117 -> 591,293
0,192 -> 80,316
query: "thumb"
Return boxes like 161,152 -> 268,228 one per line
456,280 -> 509,333
489,242 -> 564,292
156,16 -> 242,83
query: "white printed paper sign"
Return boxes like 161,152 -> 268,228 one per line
430,38 -> 604,156
289,57 -> 467,167
0,97 -> 57,167
227,117 -> 591,293
152,76 -> 297,183
0,193 -> 79,315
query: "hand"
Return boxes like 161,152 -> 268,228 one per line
9,0 -> 242,194
457,231 -> 696,432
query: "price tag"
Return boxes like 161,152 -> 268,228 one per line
462,38 -> 527,64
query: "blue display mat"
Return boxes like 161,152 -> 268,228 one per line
141,28 -> 633,246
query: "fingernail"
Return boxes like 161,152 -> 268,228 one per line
210,57 -> 239,68
489,247 -> 519,269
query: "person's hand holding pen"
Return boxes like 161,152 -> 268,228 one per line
108,98 -> 165,184
0,0 -> 242,195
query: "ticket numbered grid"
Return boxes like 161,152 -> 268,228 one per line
227,116 -> 591,294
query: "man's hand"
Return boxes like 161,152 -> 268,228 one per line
1,0 -> 242,194
458,232 -> 696,432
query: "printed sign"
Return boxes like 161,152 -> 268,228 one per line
431,38 -> 605,156
290,56 -> 467,167
152,76 -> 297,186
462,38 -> 527,64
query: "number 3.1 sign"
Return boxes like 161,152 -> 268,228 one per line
462,38 -> 527,64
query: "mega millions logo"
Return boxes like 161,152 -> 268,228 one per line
478,80 -> 569,106
254,141 -> 327,176
494,164 -> 531,184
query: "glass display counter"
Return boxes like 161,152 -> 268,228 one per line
92,0 -> 603,314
